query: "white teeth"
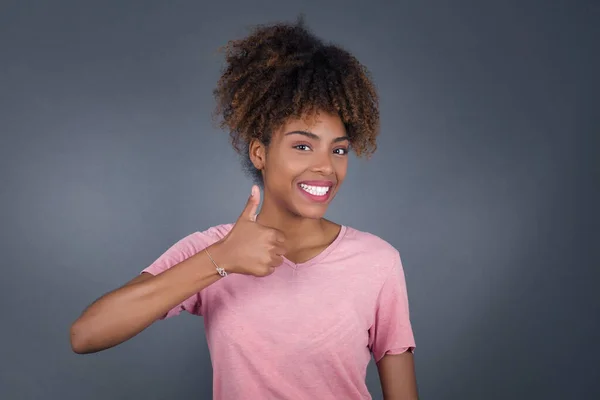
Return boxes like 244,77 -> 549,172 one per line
300,183 -> 330,196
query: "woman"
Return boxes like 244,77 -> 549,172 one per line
70,18 -> 418,400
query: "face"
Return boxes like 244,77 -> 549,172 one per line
250,111 -> 349,219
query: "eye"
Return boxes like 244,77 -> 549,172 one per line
334,147 -> 349,155
294,144 -> 311,151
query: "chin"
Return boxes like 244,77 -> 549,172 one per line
295,207 -> 328,220
290,198 -> 334,220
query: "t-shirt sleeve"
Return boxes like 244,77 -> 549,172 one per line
368,250 -> 416,363
141,232 -> 207,319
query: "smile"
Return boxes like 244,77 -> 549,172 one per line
299,183 -> 331,196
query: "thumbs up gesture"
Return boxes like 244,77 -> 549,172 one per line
214,185 -> 286,277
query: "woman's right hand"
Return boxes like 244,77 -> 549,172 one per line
212,185 -> 286,277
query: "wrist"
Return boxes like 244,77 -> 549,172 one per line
206,241 -> 237,275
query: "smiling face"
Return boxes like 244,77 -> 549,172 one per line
249,111 -> 349,219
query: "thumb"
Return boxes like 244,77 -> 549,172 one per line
239,185 -> 260,222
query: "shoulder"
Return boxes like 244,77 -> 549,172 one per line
168,223 -> 234,253
142,223 -> 234,275
342,225 -> 399,256
197,223 -> 234,241
340,225 -> 401,270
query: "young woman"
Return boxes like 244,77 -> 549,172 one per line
70,18 -> 418,400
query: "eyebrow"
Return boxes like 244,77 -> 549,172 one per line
284,130 -> 349,143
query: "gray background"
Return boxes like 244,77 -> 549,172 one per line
1,1 -> 598,399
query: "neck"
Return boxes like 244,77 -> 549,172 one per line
255,191 -> 327,244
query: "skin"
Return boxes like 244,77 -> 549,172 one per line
70,109 -> 417,398
377,352 -> 419,399
249,111 -> 349,262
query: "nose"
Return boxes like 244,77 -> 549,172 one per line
310,151 -> 334,176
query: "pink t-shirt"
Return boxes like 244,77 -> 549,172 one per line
142,223 -> 415,400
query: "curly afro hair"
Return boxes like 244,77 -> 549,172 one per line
213,16 -> 380,184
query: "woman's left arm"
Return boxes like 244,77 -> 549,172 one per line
376,351 -> 419,400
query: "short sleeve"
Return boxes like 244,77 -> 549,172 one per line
368,251 -> 416,363
141,232 -> 209,319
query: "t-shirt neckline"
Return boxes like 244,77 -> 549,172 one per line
282,225 -> 348,269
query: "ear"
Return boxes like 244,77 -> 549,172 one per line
248,138 -> 266,171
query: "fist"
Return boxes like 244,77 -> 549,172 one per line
212,185 -> 286,277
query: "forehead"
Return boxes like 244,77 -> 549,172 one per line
277,111 -> 346,137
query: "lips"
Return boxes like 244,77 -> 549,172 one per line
297,180 -> 335,202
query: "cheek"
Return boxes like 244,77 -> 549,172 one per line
268,151 -> 305,176
263,152 -> 298,186
334,157 -> 349,181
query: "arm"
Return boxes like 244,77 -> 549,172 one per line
377,351 -> 418,400
370,250 -> 417,399
70,187 -> 285,354
69,241 -> 229,354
